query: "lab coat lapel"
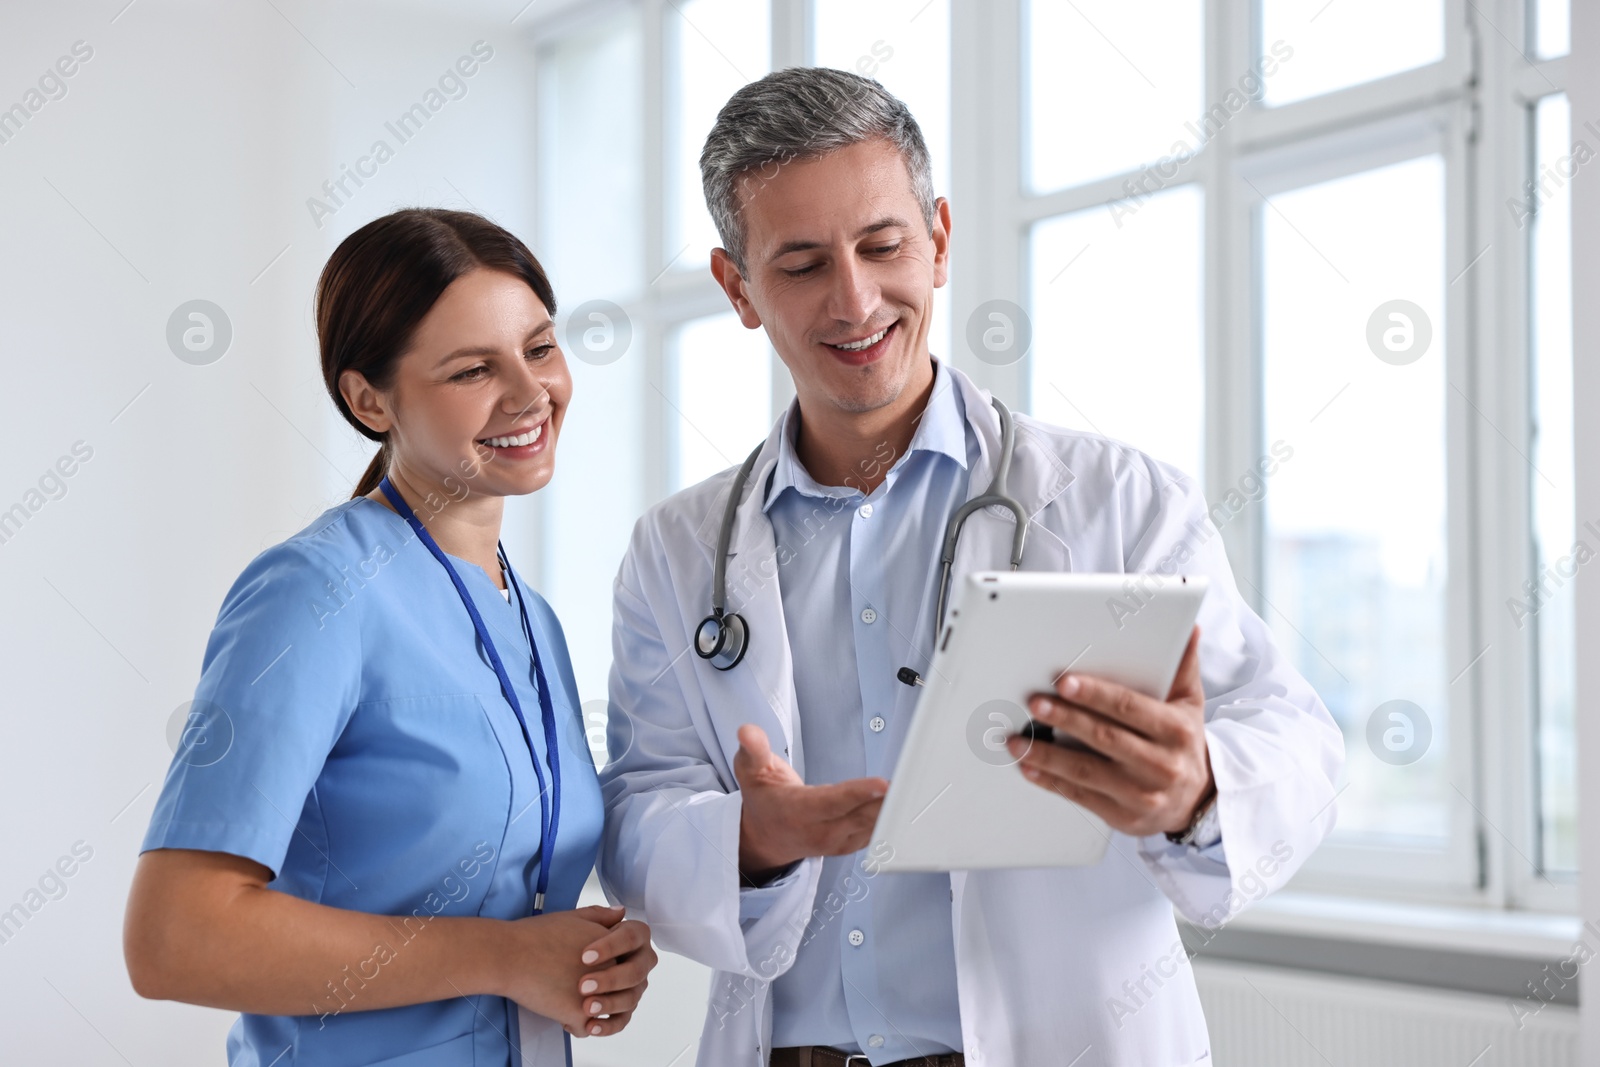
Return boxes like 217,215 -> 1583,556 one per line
945,366 -> 1075,579
690,423 -> 806,777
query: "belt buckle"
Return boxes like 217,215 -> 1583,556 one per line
843,1057 -> 872,1067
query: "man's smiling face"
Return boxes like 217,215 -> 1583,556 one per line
714,137 -> 951,418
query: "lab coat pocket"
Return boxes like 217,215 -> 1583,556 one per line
1021,520 -> 1071,573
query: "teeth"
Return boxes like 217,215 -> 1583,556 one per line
832,326 -> 889,351
481,423 -> 544,449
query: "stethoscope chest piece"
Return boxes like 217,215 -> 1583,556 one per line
695,610 -> 749,671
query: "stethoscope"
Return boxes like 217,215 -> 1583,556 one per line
694,394 -> 1029,687
379,476 -> 562,916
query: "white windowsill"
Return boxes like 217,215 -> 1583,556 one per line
1196,890 -> 1584,959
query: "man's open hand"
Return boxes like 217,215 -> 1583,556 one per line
733,724 -> 889,881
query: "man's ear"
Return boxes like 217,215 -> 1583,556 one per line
931,196 -> 953,290
340,368 -> 392,435
710,248 -> 764,329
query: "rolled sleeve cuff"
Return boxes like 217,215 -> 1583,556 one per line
739,861 -> 804,923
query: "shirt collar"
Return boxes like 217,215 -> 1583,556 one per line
763,358 -> 969,511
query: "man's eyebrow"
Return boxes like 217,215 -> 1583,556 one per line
433,319 -> 555,367
766,216 -> 913,263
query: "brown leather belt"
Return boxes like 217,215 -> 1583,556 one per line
770,1048 -> 964,1067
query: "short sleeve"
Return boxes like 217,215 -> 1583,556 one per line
141,540 -> 362,878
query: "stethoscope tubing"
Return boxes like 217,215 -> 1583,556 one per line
699,393 -> 1029,671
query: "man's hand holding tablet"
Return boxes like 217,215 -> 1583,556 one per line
1009,626 -> 1217,839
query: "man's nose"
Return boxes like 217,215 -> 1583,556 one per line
826,254 -> 880,326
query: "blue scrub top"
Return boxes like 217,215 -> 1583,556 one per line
142,496 -> 603,1067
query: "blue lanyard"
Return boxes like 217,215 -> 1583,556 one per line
378,477 -> 562,915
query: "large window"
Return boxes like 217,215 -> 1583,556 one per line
531,0 -> 1576,912
1258,0 -> 1445,106
668,313 -> 774,491
1020,0 -> 1207,488
534,5 -> 648,703
814,0 -> 951,194
666,0 -> 771,273
1013,0 -> 1571,903
1028,185 -> 1205,478
1260,155 -> 1452,859
1025,0 -> 1204,192
1533,0 -> 1570,57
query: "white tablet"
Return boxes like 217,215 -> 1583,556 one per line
868,570 -> 1208,872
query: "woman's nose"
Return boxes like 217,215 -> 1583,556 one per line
503,361 -> 551,419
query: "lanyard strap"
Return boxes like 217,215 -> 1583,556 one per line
500,542 -> 564,909
378,477 -> 561,915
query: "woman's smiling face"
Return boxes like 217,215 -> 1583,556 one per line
346,267 -> 572,500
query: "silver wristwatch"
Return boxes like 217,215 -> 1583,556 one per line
1165,791 -> 1221,849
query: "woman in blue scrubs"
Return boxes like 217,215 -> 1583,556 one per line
123,209 -> 655,1066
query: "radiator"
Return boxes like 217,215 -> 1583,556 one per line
1194,959 -> 1579,1067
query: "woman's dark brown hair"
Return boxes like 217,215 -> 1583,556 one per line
315,208 -> 558,499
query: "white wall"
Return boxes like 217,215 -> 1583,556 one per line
0,2 -> 567,1061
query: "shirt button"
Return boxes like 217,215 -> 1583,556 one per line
868,1035 -> 885,1048
869,715 -> 886,733
860,607 -> 877,624
858,502 -> 874,518
848,928 -> 865,947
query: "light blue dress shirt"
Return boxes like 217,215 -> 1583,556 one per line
142,496 -> 603,1067
755,360 -> 973,1062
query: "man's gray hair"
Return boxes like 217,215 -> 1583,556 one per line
699,66 -> 936,273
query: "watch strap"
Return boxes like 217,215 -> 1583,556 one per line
1166,790 -> 1220,848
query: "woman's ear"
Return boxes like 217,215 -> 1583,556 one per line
339,368 -> 392,435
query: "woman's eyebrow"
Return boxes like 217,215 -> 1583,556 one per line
433,321 -> 556,367
434,344 -> 498,368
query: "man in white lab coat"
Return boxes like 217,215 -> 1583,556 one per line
598,67 -> 1343,1067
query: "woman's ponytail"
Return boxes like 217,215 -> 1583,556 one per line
352,441 -> 389,499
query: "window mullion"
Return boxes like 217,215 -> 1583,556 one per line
772,0 -> 811,68
950,0 -> 1025,409
1210,0 -> 1260,582
766,0 -> 810,422
1443,35 -> 1493,898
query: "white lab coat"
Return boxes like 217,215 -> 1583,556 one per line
598,365 -> 1343,1067
515,1011 -> 566,1067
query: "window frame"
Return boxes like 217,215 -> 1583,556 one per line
530,0 -> 801,510
1237,111 -> 1473,894
528,0 -> 1576,913
952,0 -> 1571,913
